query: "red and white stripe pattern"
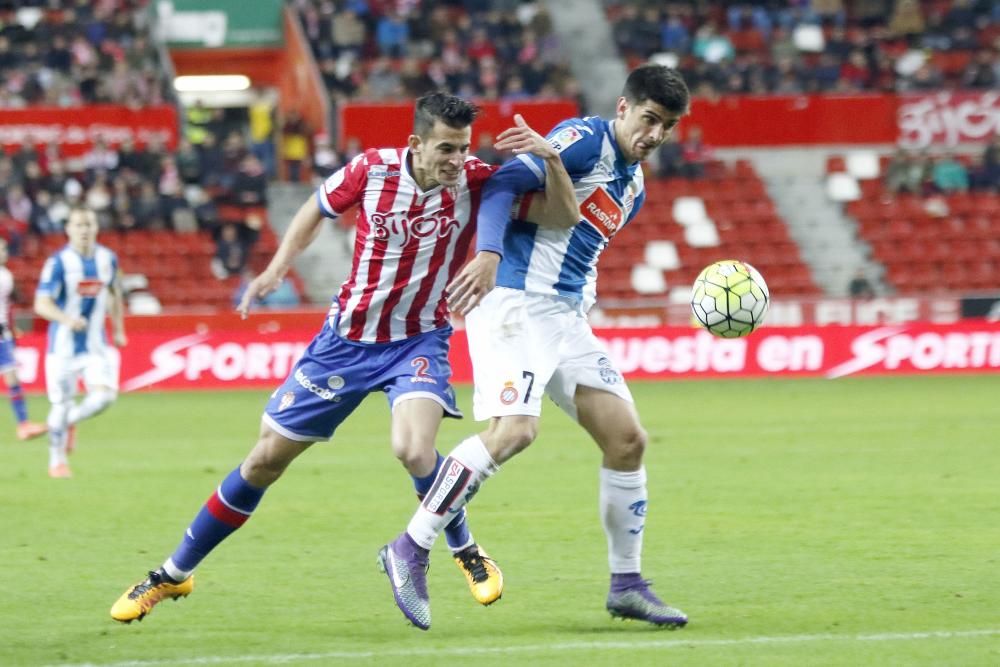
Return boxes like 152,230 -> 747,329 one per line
318,148 -> 496,343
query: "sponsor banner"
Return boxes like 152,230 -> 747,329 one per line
596,296 -> 967,329
163,0 -> 283,47
897,91 -> 1000,149
340,100 -> 579,154
10,321 -> 1000,392
0,106 -> 178,156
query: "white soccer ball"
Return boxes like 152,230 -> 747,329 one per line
690,259 -> 769,338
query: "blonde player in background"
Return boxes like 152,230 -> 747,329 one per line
33,208 -> 127,478
0,238 -> 47,442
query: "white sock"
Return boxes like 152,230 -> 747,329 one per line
162,558 -> 192,582
47,402 -> 70,467
67,390 -> 115,425
600,466 -> 648,574
406,435 -> 499,550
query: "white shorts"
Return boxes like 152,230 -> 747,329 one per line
45,349 -> 120,404
466,287 -> 632,422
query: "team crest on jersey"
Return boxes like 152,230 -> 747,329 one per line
580,188 -> 624,239
278,391 -> 295,412
76,278 -> 104,297
548,126 -> 583,152
597,356 -> 622,384
327,376 -> 345,390
499,381 -> 519,405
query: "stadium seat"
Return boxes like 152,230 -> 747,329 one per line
630,265 -> 667,294
643,240 -> 680,270
684,221 -> 721,248
846,151 -> 880,180
672,197 -> 709,226
826,173 -> 861,202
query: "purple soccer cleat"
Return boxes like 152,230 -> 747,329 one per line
377,533 -> 431,630
606,573 -> 688,628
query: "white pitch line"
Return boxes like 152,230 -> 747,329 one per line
52,629 -> 1000,667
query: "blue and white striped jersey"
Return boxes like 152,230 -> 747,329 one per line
36,245 -> 119,356
482,116 -> 646,311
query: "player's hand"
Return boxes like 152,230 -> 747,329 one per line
67,316 -> 88,332
237,270 -> 283,319
113,331 -> 128,347
495,114 -> 557,160
447,252 -> 500,316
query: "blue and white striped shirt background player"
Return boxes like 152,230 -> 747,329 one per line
37,244 -> 120,359
34,208 -> 126,478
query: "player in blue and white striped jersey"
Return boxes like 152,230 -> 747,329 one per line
34,208 -> 127,478
384,65 -> 692,630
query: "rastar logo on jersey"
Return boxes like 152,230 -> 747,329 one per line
580,188 -> 624,239
76,278 -> 104,297
370,211 -> 461,245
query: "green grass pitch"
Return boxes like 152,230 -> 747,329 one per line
2,375 -> 999,666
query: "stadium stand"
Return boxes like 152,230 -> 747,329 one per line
604,0 -> 1000,95
2,0 -> 998,312
0,1 -> 302,311
295,0 -> 585,106
0,0 -> 171,108
597,157 -> 821,303
834,145 -> 1000,294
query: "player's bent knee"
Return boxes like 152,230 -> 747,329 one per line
610,427 -> 648,467
487,417 -> 539,462
241,428 -> 312,487
391,438 -> 436,477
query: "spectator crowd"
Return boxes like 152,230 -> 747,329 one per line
884,134 -> 1000,195
606,0 -> 1000,97
294,0 -> 585,109
0,0 -> 171,109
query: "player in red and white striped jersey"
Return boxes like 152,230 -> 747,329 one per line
110,93 -> 579,624
316,144 -> 494,344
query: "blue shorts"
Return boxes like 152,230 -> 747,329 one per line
0,330 -> 15,372
262,323 -> 461,442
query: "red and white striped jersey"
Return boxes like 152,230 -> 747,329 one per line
317,147 -> 497,344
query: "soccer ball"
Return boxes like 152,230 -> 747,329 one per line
690,260 -> 769,338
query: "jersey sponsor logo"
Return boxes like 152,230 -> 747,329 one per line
368,168 -> 401,178
548,126 -> 583,152
580,188 -> 624,238
370,211 -> 461,245
423,457 -> 471,515
76,278 -> 104,297
499,381 -> 519,405
295,367 -> 338,401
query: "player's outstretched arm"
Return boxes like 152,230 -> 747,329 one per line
495,114 -> 578,230
238,194 -> 324,319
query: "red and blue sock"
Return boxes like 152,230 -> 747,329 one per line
9,384 -> 28,423
166,467 -> 265,578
